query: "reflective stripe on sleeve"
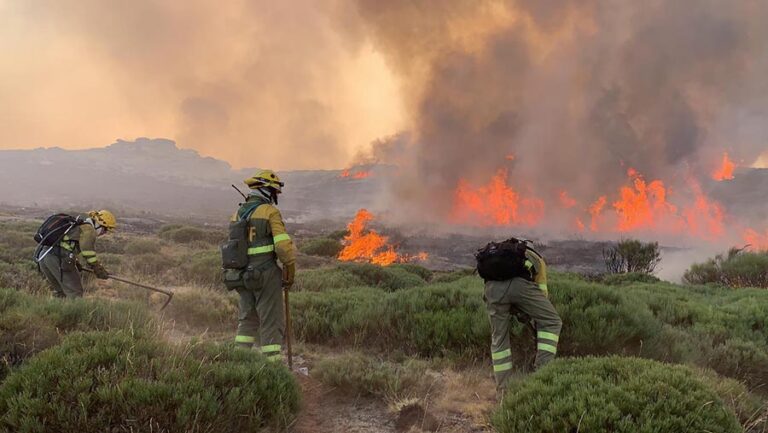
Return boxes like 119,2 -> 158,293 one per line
537,331 -> 559,343
81,250 -> 97,257
247,245 -> 275,255
492,348 -> 512,360
493,362 -> 514,372
86,257 -> 99,264
538,343 -> 557,354
539,283 -> 548,292
60,242 -> 74,251
525,260 -> 533,270
273,233 -> 291,244
235,335 -> 256,343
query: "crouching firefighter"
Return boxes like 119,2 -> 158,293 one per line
221,169 -> 296,363
33,210 -> 116,298
475,238 -> 562,392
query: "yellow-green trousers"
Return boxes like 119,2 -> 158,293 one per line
485,278 -> 562,390
234,263 -> 285,362
40,252 -> 84,298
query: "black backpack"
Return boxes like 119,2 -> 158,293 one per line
221,205 -> 259,270
34,214 -> 80,247
475,238 -> 535,281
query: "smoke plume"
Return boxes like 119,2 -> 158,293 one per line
344,0 -> 768,230
0,0 -> 403,169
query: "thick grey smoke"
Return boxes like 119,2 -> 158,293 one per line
1,0 -> 401,169
345,0 -> 768,223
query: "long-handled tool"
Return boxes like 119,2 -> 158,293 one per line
283,286 -> 293,370
83,269 -> 174,310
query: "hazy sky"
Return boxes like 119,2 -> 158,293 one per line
0,0 -> 405,169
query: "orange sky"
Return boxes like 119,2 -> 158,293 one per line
0,1 -> 405,169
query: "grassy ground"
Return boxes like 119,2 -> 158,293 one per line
1,216 -> 767,432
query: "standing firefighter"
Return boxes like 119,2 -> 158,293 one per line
475,238 -> 562,391
34,210 -> 116,298
221,170 -> 296,362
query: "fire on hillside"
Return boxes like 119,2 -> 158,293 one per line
338,209 -> 428,265
448,158 -> 764,249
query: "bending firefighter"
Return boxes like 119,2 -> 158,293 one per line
222,170 -> 296,362
476,238 -> 562,391
34,210 -> 116,298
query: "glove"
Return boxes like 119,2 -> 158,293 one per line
282,263 -> 295,290
91,263 -> 110,280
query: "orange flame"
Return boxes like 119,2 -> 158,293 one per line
338,209 -> 426,265
613,168 -> 677,232
589,196 -> 607,232
682,179 -> 724,240
505,153 -> 516,161
339,169 -> 372,179
712,152 -> 736,181
559,190 -> 577,209
451,169 -> 544,226
744,228 -> 768,251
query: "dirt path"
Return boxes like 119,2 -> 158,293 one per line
289,375 -> 397,433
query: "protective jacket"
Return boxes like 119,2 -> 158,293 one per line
230,196 -> 296,362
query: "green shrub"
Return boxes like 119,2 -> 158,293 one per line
0,289 -> 152,380
0,331 -> 300,432
0,231 -> 32,250
389,263 -> 433,281
123,238 -> 162,255
603,239 -> 661,274
431,268 -> 475,283
314,352 -> 430,400
163,287 -> 238,330
599,272 -> 661,285
295,267 -> 364,291
96,236 -> 125,254
177,250 -> 222,288
327,229 -> 349,240
0,261 -> 51,295
159,226 -> 222,245
684,249 -> 768,288
493,357 -> 741,433
299,237 -> 343,257
337,262 -> 426,291
123,253 -> 177,276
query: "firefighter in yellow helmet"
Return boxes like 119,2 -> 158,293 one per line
226,170 -> 296,362
36,210 -> 116,298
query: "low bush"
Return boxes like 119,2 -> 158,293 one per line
337,262 -> 426,291
314,352 -> 430,400
299,237 -> 343,257
0,331 -> 300,432
123,238 -> 162,255
0,288 -> 152,380
599,272 -> 661,285
0,230 -> 32,250
159,225 -> 222,245
389,263 -> 433,281
123,253 -> 177,276
296,267 -> 364,292
684,248 -> 768,288
603,239 -> 661,274
431,268 -> 475,284
177,250 -> 222,289
493,357 -> 741,433
162,287 -> 238,330
327,229 -> 349,240
0,261 -> 50,295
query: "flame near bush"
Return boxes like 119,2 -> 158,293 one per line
338,209 -> 426,266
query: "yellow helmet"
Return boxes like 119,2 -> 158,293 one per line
244,169 -> 284,193
89,209 -> 117,231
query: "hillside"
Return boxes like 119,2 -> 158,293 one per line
0,138 -> 386,220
